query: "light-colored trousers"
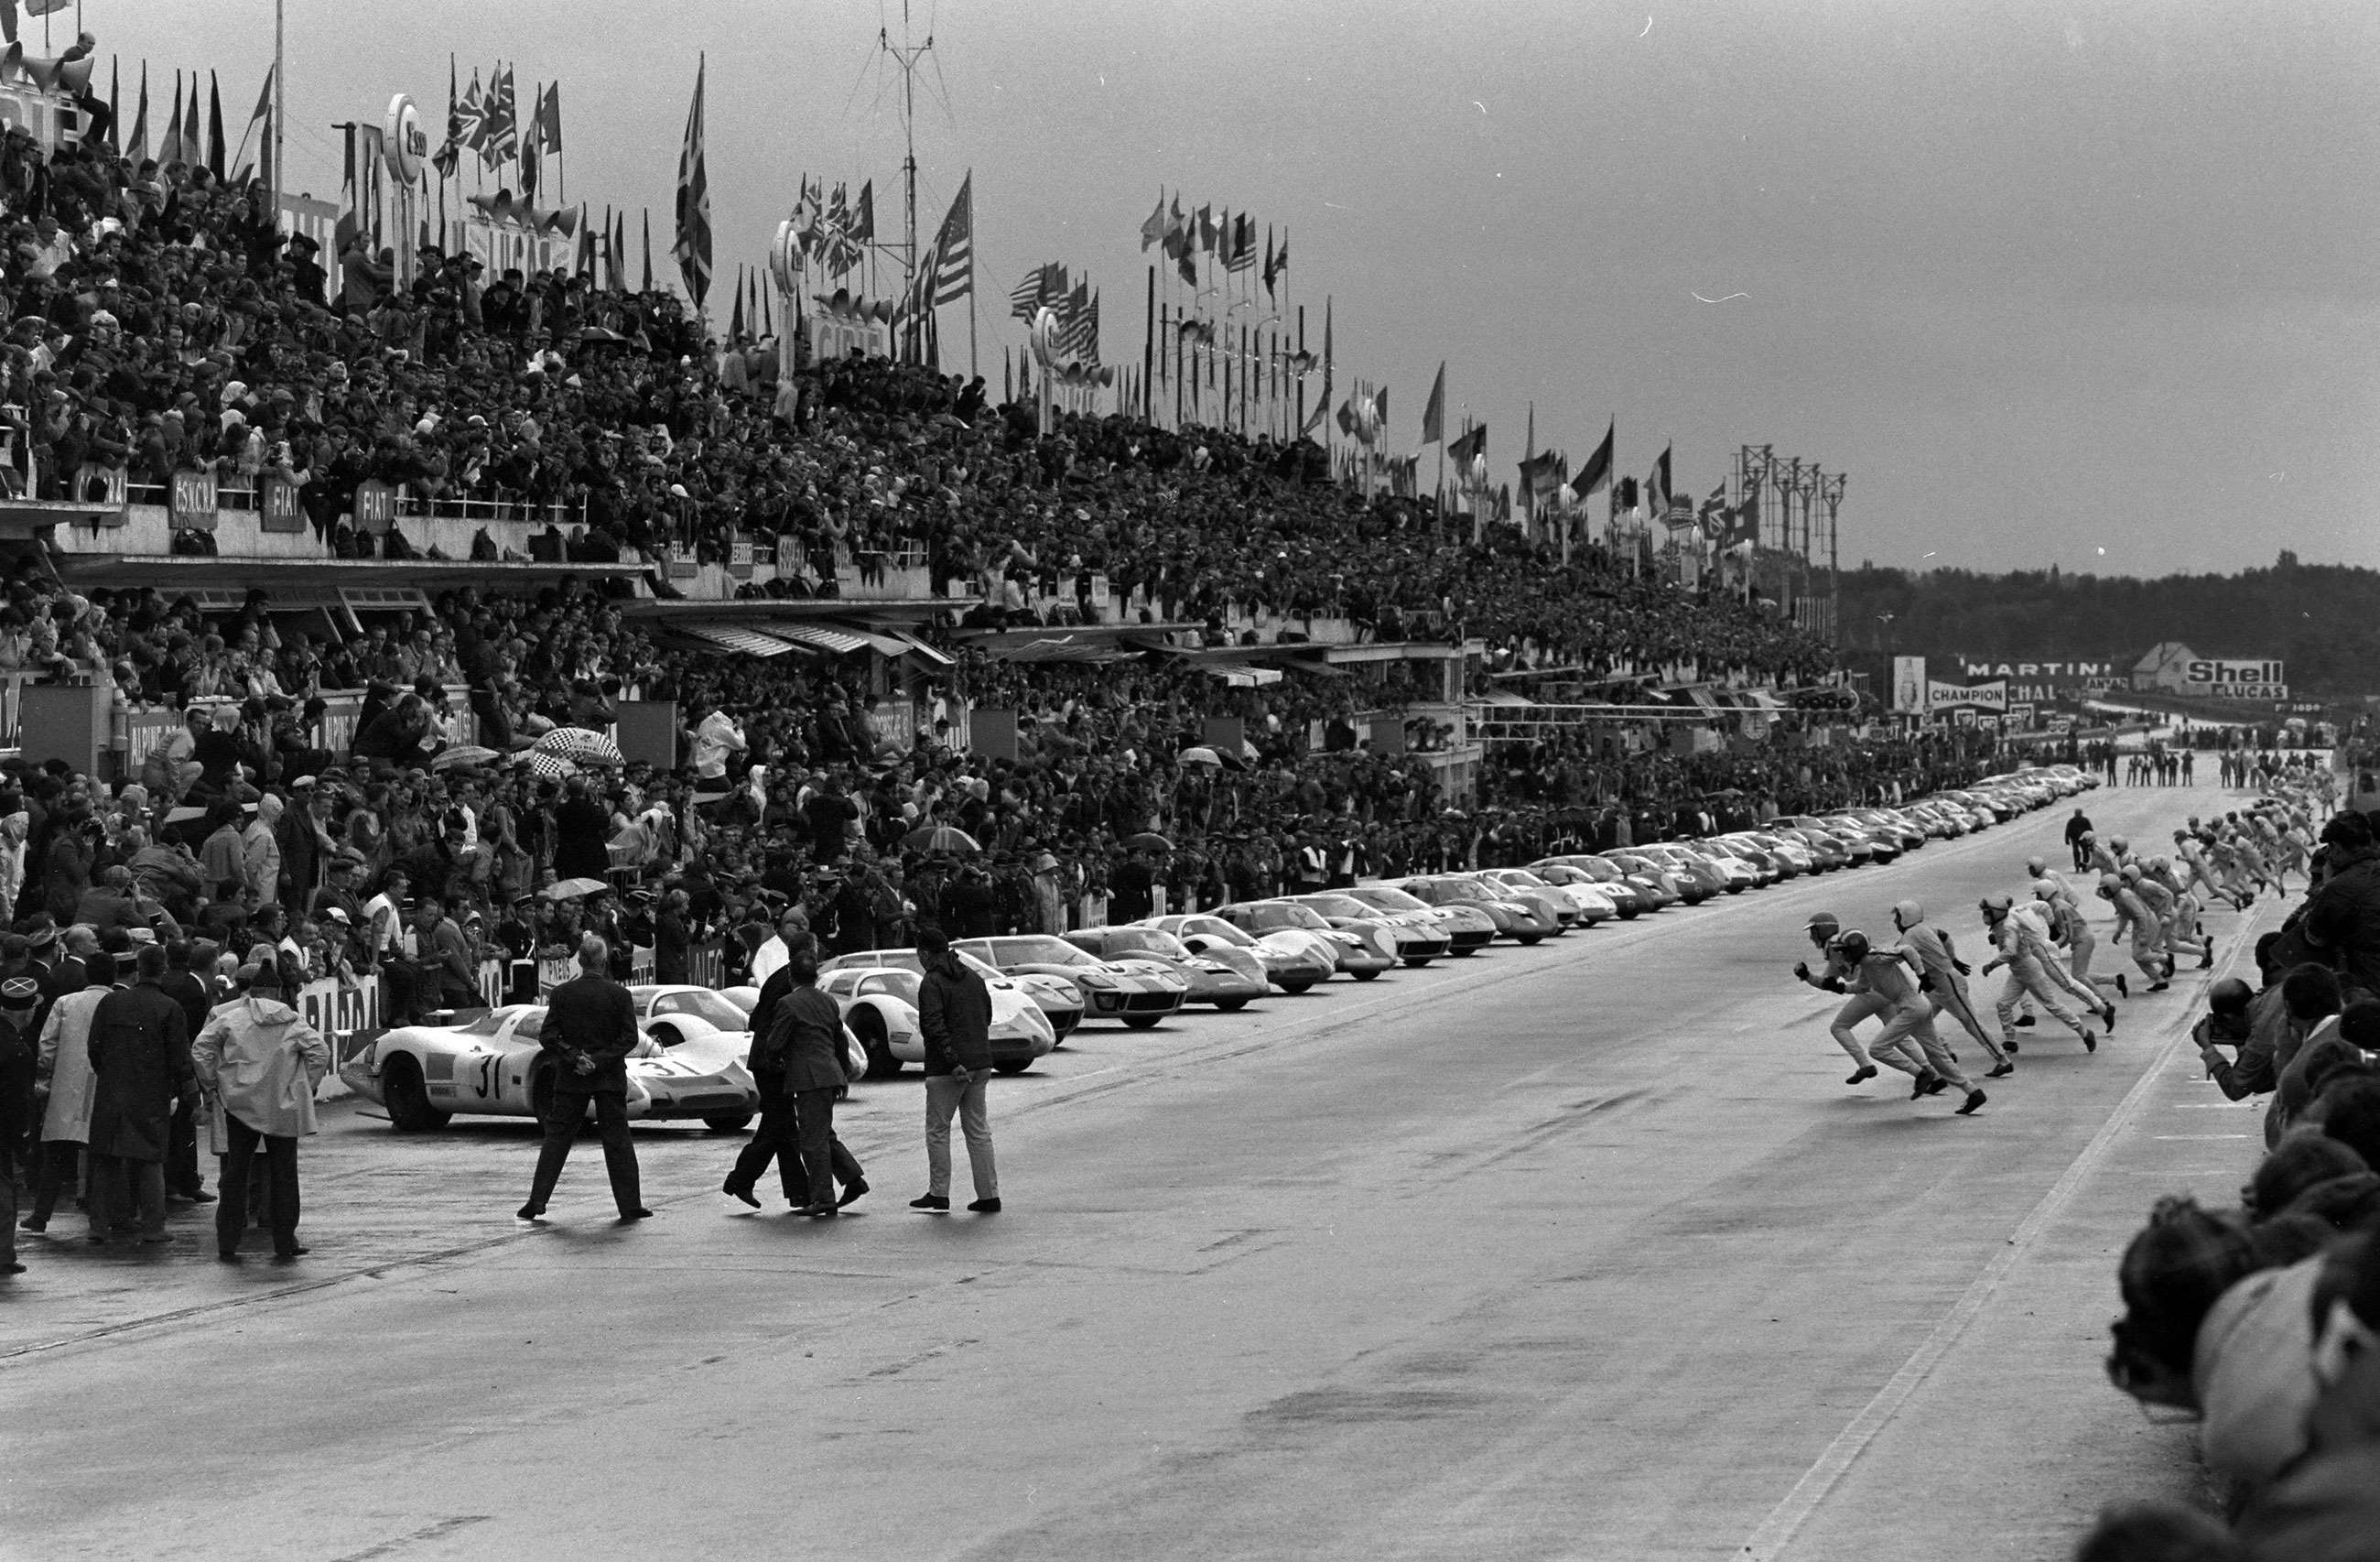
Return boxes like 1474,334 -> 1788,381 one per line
925,1072 -> 1000,1200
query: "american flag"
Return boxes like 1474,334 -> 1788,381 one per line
932,173 -> 973,305
1011,262 -> 1066,323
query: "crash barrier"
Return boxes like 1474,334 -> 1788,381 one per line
298,976 -> 384,1074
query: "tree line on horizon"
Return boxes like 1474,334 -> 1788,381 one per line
1834,552 -> 2380,694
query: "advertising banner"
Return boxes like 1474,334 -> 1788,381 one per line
1891,656 -> 1927,713
2183,658 -> 2288,700
1927,678 -> 2007,713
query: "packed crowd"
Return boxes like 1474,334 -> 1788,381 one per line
2082,780 -> 2380,1560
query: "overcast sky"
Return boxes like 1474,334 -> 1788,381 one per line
86,0 -> 2380,576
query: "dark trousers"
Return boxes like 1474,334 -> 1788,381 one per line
789,1087 -> 839,1209
0,1135 -> 16,1264
726,1072 -> 863,1206
168,1094 -> 204,1197
27,1140 -> 80,1224
525,1087 -> 642,1217
216,1117 -> 300,1256
87,1152 -> 165,1239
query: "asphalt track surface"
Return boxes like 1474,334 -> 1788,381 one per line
1,779 -> 2271,1561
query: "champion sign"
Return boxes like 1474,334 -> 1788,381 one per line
1926,678 -> 2007,713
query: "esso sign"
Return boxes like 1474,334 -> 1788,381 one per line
384,94 -> 426,183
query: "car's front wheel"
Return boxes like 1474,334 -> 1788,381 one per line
704,1112 -> 754,1133
1401,956 -> 1433,968
1351,968 -> 1381,981
1122,1014 -> 1163,1029
1212,997 -> 1251,1012
381,1054 -> 450,1133
992,1058 -> 1033,1074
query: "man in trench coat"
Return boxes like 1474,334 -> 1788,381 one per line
83,946 -> 197,1245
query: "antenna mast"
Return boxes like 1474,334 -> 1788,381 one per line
877,1 -> 935,287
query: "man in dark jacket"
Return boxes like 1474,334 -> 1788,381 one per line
517,934 -> 650,1223
2299,814 -> 2380,1004
84,945 -> 197,1245
721,941 -> 866,1211
912,924 -> 1000,1213
0,976 -> 37,1273
158,940 -> 218,1204
770,938 -> 853,1218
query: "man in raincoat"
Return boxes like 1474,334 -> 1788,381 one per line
191,950 -> 330,1263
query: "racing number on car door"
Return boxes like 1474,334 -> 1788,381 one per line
468,1051 -> 499,1102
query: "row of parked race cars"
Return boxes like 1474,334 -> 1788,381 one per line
338,765 -> 2099,1134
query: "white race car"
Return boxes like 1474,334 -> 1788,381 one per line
339,1003 -> 763,1134
818,949 -> 1059,1078
957,934 -> 1188,1028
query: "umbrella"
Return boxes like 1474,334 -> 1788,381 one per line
523,750 -> 581,782
1125,831 -> 1174,852
530,726 -> 625,767
431,744 -> 503,772
1176,746 -> 1223,767
544,877 -> 611,902
164,805 -> 208,826
903,825 -> 980,853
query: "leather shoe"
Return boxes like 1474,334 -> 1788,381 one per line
968,1198 -> 1002,1214
514,1205 -> 546,1222
795,1204 -> 838,1219
273,1246 -> 308,1261
909,1194 -> 950,1211
216,1251 -> 243,1264
619,1209 -> 655,1221
721,1178 -> 761,1209
836,1178 -> 871,1208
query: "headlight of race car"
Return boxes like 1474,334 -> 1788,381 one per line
1076,971 -> 1115,989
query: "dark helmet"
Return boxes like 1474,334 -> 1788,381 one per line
1827,929 -> 1872,964
1805,911 -> 1841,941
2208,977 -> 2254,1018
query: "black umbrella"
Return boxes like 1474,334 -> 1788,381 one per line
1125,831 -> 1174,852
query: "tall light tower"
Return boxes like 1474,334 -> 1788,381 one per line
876,2 -> 936,291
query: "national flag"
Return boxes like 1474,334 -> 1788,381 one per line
1698,482 -> 1728,519
519,94 -> 541,200
1300,297 -> 1333,436
1163,193 -> 1188,257
673,58 -> 712,309
1335,399 -> 1356,438
1194,204 -> 1217,253
535,81 -> 562,152
231,66 -> 273,184
852,180 -> 874,244
613,210 -> 628,288
1059,282 -> 1093,358
730,266 -> 746,339
930,171 -> 972,305
1175,229 -> 1197,287
1520,450 -> 1565,495
1266,230 -> 1288,294
452,66 -> 487,170
1615,476 -> 1639,512
181,79 -> 200,170
1226,213 -> 1256,273
106,58 -> 119,156
1574,420 -> 1615,497
1733,489 -> 1761,546
207,72 -> 226,179
1445,424 -> 1487,466
159,71 -> 183,166
1421,362 -> 1446,445
641,209 -> 653,292
481,64 -> 519,168
1650,443 -> 1672,510
1010,262 -> 1065,323
126,62 -> 148,163
433,59 -> 464,178
1139,190 -> 1167,252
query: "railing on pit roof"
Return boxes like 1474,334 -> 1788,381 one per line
122,476 -> 583,529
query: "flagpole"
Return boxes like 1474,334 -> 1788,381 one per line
269,0 -> 285,216
1142,265 -> 1155,423
1293,304 -> 1304,439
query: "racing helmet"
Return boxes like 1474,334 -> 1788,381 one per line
2172,830 -> 2189,842
2029,883 -> 2059,902
1827,929 -> 1872,964
2209,977 -> 2253,1018
2120,862 -> 2143,882
2024,856 -> 2047,876
1979,892 -> 2014,918
1890,899 -> 1923,930
2098,873 -> 2124,895
2111,834 -> 2131,853
1805,911 -> 1842,940
2078,830 -> 2097,844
